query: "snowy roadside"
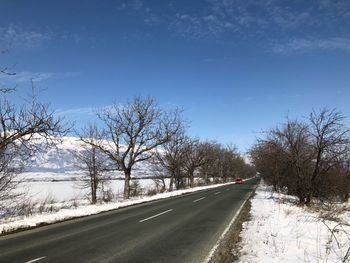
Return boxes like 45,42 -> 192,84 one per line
0,181 -> 238,235
237,184 -> 350,263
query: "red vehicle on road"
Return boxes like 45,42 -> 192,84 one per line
235,178 -> 243,184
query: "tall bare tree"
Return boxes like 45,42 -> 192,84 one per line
90,97 -> 182,199
74,124 -> 110,204
154,128 -> 186,191
308,108 -> 350,202
183,138 -> 206,187
199,141 -> 221,184
0,84 -> 68,209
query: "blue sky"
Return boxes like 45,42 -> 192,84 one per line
1,0 -> 350,151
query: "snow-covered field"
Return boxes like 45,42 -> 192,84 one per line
237,184 -> 350,263
19,178 -> 166,202
10,135 -> 172,202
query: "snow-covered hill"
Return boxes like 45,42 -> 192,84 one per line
20,136 -> 155,181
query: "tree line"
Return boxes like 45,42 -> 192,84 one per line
250,109 -> 350,205
75,97 -> 255,202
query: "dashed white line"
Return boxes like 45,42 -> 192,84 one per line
193,197 -> 206,203
139,209 -> 173,223
25,256 -> 46,263
214,191 -> 221,195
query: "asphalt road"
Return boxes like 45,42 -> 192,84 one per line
0,178 -> 259,263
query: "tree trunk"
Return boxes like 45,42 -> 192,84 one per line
190,175 -> 194,187
124,170 -> 131,199
91,148 -> 97,204
188,168 -> 195,187
90,176 -> 96,204
169,173 -> 174,191
92,173 -> 98,204
204,171 -> 209,185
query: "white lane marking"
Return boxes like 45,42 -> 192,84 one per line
214,191 -> 221,195
25,256 -> 46,263
193,197 -> 206,203
139,209 -> 173,223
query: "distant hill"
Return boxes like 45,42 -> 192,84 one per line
20,136 -> 155,181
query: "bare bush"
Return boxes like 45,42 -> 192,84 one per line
251,108 -> 350,205
101,186 -> 114,202
129,180 -> 143,197
146,188 -> 158,196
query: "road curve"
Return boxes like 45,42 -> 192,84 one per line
0,178 -> 259,263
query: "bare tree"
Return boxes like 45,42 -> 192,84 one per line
183,138 -> 206,187
308,109 -> 350,202
251,108 -> 350,205
0,144 -> 20,209
154,128 -> 187,191
0,84 -> 68,208
74,124 -> 110,204
89,97 -> 182,199
221,145 -> 246,182
250,139 -> 288,191
199,141 -> 221,184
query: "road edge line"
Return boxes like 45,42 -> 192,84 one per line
203,184 -> 258,263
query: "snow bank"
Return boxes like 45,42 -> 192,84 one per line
237,184 -> 350,263
0,181 -> 237,235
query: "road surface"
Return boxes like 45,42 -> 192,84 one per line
0,178 -> 259,263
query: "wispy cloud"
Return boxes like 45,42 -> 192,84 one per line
272,38 -> 350,54
118,0 -> 160,25
57,107 -> 99,116
169,0 -> 326,40
119,0 -> 143,11
118,0 -> 350,48
0,24 -> 83,49
56,105 -> 113,118
0,71 -> 80,84
0,24 -> 52,48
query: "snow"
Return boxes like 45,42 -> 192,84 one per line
0,181 -> 237,235
20,136 -> 155,180
18,178 -> 167,202
237,184 -> 350,263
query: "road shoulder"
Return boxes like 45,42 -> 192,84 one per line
207,186 -> 257,263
